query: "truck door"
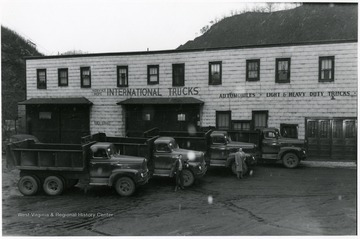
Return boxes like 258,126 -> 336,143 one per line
89,148 -> 113,178
262,130 -> 281,156
209,135 -> 228,165
153,143 -> 174,170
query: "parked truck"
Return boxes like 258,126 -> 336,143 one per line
143,128 -> 258,175
6,139 -> 150,196
81,133 -> 207,187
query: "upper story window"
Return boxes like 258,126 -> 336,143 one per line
147,65 -> 159,85
37,69 -> 47,89
172,64 -> 185,86
209,61 -> 222,85
117,66 -> 128,87
246,59 -> 260,81
58,68 -> 68,86
275,58 -> 291,83
80,67 -> 91,88
319,56 -> 335,82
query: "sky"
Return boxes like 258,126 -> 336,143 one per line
1,0 -> 302,55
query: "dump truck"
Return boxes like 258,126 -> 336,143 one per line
81,133 -> 207,187
143,128 -> 258,175
6,139 -> 150,196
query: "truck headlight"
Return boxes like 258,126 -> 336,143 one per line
199,165 -> 202,170
140,173 -> 144,177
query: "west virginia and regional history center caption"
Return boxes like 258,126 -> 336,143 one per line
18,212 -> 114,218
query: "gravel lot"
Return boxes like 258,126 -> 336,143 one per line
2,158 -> 357,236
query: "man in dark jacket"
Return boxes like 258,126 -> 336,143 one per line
172,155 -> 184,191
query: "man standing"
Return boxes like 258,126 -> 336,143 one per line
173,155 -> 184,191
234,148 -> 247,179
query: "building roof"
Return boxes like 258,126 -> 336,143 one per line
18,97 -> 93,105
177,3 -> 357,50
117,97 -> 204,105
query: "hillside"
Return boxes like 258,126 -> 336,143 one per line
1,26 -> 42,133
177,3 -> 357,50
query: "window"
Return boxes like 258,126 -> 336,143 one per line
307,121 -> 318,138
216,111 -> 231,129
252,111 -> 268,129
344,120 -> 356,138
37,69 -> 47,89
117,66 -> 128,87
209,62 -> 222,85
93,149 -> 108,158
319,56 -> 334,82
58,68 -> 68,86
156,143 -> 171,153
319,120 -> 330,138
275,58 -> 290,83
332,120 -> 343,138
280,124 -> 298,138
172,64 -> 185,86
39,112 -> 51,120
246,59 -> 260,81
177,113 -> 186,121
232,121 -> 251,130
80,67 -> 91,88
147,65 -> 159,85
143,113 -> 151,121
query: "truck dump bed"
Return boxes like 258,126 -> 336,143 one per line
82,133 -> 155,160
6,140 -> 93,171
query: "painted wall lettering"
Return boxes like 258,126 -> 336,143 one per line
94,121 -> 111,126
168,87 -> 199,96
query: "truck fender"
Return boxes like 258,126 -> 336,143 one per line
108,169 -> 139,186
278,147 -> 302,160
225,153 -> 236,168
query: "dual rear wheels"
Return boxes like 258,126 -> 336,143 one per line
18,175 -> 69,196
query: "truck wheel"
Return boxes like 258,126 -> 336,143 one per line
282,152 -> 300,168
183,169 -> 195,187
43,176 -> 64,196
18,175 -> 39,196
115,177 -> 135,196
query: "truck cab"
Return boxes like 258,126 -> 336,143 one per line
152,137 -> 207,187
89,142 -> 150,196
207,131 -> 258,174
259,128 -> 307,168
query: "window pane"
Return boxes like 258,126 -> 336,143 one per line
307,121 -> 318,138
210,62 -> 221,84
345,121 -> 356,138
254,112 -> 267,128
333,120 -> 343,138
217,112 -> 230,129
319,121 -> 330,138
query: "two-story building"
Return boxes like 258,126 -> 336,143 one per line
20,3 -> 357,160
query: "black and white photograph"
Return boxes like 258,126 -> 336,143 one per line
1,0 -> 357,237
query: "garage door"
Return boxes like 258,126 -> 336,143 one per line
306,118 -> 357,160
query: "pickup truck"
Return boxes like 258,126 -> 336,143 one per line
81,133 -> 207,187
6,139 -> 150,196
256,127 -> 307,168
143,128 -> 258,175
226,127 -> 307,168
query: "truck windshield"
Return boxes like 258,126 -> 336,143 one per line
108,145 -> 118,156
168,141 -> 179,150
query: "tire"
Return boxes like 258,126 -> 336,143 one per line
18,175 -> 39,196
115,177 -> 135,196
43,176 -> 64,196
182,169 -> 195,187
282,152 -> 300,168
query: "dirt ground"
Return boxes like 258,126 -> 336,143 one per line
2,158 -> 357,236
